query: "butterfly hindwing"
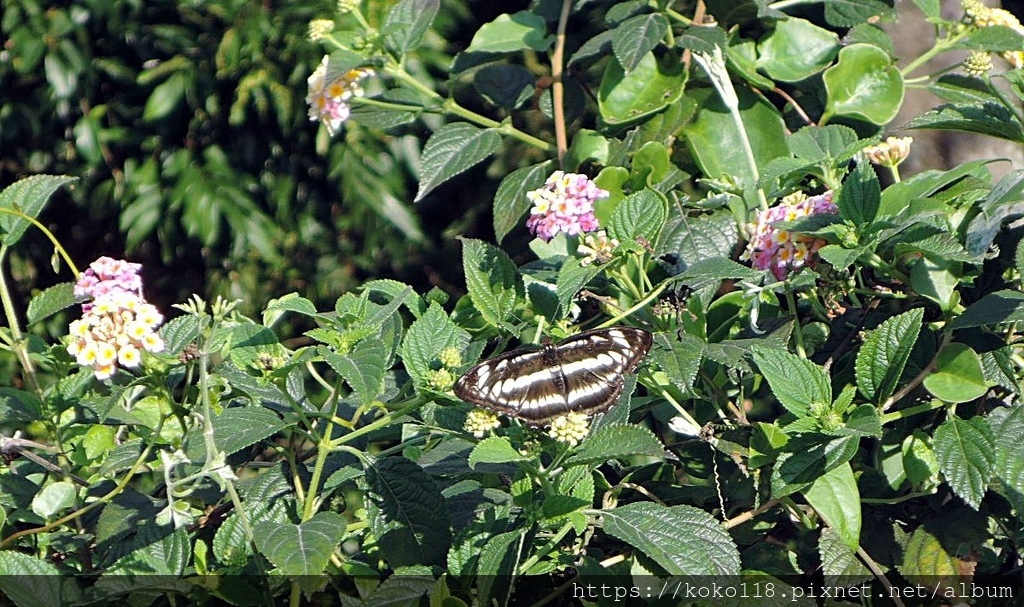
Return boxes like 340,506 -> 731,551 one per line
453,327 -> 653,424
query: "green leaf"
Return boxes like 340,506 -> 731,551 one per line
476,529 -> 524,605
934,415 -> 995,509
902,430 -> 940,486
923,343 -> 989,403
904,102 -> 1024,142
143,72 -> 187,121
555,257 -> 601,319
819,526 -> 871,584
415,123 -> 501,201
855,308 -> 923,402
601,502 -> 740,575
461,238 -> 523,330
657,211 -> 742,273
382,0 -> 439,54
26,282 -> 77,325
184,406 -> 288,461
473,64 -> 534,110
159,314 -> 201,355
365,456 -> 451,568
322,339 -> 387,406
650,332 -> 704,395
837,160 -> 880,225
565,424 -> 668,466
0,175 -> 77,248
465,11 -> 553,54
612,13 -> 668,72
824,0 -> 894,27
751,347 -> 831,417
822,44 -> 904,125
684,87 -> 788,188
803,462 -> 860,551
953,289 -> 1024,329
991,404 -> 1024,513
607,188 -> 666,243
598,51 -> 686,126
400,303 -> 468,390
952,24 -> 1024,51
31,481 -> 77,519
0,551 -> 69,607
772,435 -> 859,497
263,293 -> 318,326
469,437 -> 528,469
254,512 -> 346,576
787,124 -> 860,162
757,18 -> 839,82
493,161 -> 555,242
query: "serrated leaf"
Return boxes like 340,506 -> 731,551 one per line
493,161 -> 555,242
323,339 -> 387,405
905,102 -> 1024,141
837,159 -> 880,224
0,551 -> 69,607
787,124 -> 860,162
901,525 -> 961,579
565,424 -> 667,466
254,512 -> 346,576
612,13 -> 668,72
26,282 -> 77,325
751,347 -> 831,417
461,238 -> 523,330
382,0 -> 439,54
415,123 -> 501,201
650,332 -> 703,394
184,406 -> 288,462
263,293 -> 318,326
0,175 -> 77,248
159,314 -> 201,355
400,303 -> 468,390
365,456 -> 451,568
803,462 -> 860,551
934,415 -> 995,509
923,343 -> 988,403
657,210 -> 741,275
469,437 -> 528,469
991,404 -> 1024,513
952,289 -> 1024,329
607,188 -> 666,244
601,502 -> 740,575
819,526 -> 871,585
476,529 -> 524,606
772,435 -> 859,498
855,308 -> 923,402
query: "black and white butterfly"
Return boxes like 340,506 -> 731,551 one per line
453,327 -> 653,424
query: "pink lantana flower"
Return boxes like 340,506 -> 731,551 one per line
741,191 -> 838,280
306,55 -> 372,135
525,171 -> 606,242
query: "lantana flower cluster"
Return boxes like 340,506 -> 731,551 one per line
962,0 -> 1024,68
741,192 -> 838,280
67,257 -> 164,380
306,55 -> 373,135
526,171 -> 606,242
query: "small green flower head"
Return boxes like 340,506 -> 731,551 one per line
464,408 -> 501,438
439,346 -> 462,369
427,368 -> 455,392
547,412 -> 591,447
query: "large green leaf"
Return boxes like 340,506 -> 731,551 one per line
414,122 -> 501,201
922,343 -> 988,403
565,424 -> 668,466
0,551 -> 73,607
322,339 -> 387,406
465,11 -> 553,53
751,347 -> 831,417
855,308 -> 923,402
598,52 -> 686,125
0,175 -> 77,248
803,462 -> 861,552
607,188 -> 667,243
934,414 -> 995,509
461,237 -> 524,331
364,456 -> 451,568
757,17 -> 839,82
399,303 -> 468,390
382,0 -> 439,54
601,502 -> 740,575
822,44 -> 904,125
772,435 -> 859,497
184,406 -> 288,462
836,159 -> 880,225
990,404 -> 1024,513
254,512 -> 347,576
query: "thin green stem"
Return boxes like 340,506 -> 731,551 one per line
518,519 -> 575,574
327,399 -> 424,449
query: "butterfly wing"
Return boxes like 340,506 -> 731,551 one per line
454,327 -> 653,424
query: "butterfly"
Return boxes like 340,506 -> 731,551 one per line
453,327 -> 654,424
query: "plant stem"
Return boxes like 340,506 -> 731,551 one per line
551,0 -> 573,165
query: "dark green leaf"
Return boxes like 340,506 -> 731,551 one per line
382,0 -> 439,54
598,52 -> 686,126
824,0 -> 894,27
565,424 -> 668,466
837,160 -> 881,224
555,257 -> 601,319
934,415 -> 995,509
904,103 -> 1024,142
855,308 -> 923,402
922,343 -> 988,403
601,502 -> 740,575
465,11 -> 553,53
400,303 -> 468,390
415,123 -> 501,201
254,512 -> 346,576
184,406 -> 288,462
473,64 -> 534,110
772,435 -> 859,497
990,404 -> 1024,513
0,175 -> 77,248
608,188 -> 667,243
322,339 -> 387,406
650,332 -> 704,394
803,462 -> 860,551
787,124 -> 860,162
26,282 -> 76,325
612,13 -> 668,72
657,211 -> 742,275
751,347 -> 831,417
461,238 -> 523,330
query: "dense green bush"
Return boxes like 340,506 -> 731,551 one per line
3,0 -> 1024,606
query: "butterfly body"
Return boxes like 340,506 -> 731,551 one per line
453,327 -> 653,424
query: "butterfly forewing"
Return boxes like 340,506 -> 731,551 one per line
453,327 -> 653,424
